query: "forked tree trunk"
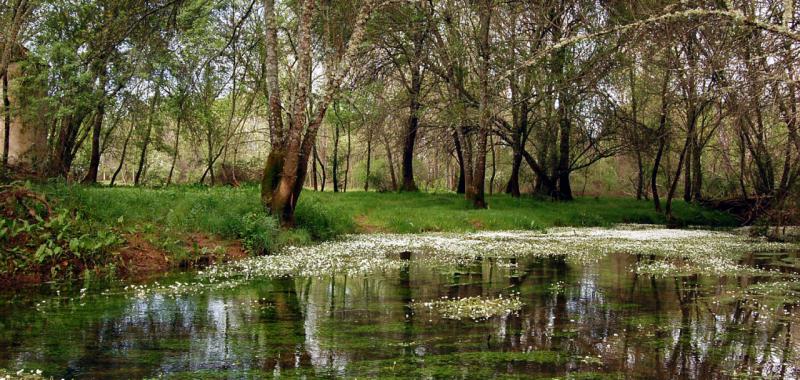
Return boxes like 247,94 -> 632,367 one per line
261,0 -> 375,226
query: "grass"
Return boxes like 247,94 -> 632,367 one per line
298,191 -> 738,233
37,184 -> 354,250
40,185 -> 736,238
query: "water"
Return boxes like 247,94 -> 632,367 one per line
1,229 -> 799,379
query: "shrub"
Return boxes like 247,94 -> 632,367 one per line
237,212 -> 278,255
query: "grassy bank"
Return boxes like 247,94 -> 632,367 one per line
3,183 -> 734,283
48,184 -> 735,235
301,191 -> 737,232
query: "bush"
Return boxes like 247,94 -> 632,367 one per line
237,212 -> 278,255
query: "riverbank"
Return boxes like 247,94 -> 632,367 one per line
47,184 -> 736,233
1,183 -> 736,285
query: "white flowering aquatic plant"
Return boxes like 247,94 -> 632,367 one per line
412,294 -> 524,321
0,369 -> 45,380
118,225 -> 798,299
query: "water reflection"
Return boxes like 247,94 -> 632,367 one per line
0,251 -> 797,379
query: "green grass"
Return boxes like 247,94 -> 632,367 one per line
299,191 -> 738,233
39,184 -> 736,238
37,184 -> 354,251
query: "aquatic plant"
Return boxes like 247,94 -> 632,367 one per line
413,294 -> 523,321
120,225 -> 798,299
0,369 -> 45,380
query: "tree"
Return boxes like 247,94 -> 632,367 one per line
260,0 -> 377,226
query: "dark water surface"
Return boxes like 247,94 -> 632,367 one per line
1,249 -> 798,379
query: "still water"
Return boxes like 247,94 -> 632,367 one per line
1,229 -> 799,379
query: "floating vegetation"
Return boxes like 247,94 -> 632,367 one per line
114,225 -> 799,299
413,294 -> 523,321
0,369 -> 45,380
548,280 -> 567,295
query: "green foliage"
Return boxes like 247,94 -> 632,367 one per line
237,212 -> 278,255
37,184 -> 352,255
0,209 -> 123,280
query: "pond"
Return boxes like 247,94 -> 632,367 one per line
1,226 -> 799,379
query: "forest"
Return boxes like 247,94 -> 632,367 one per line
1,0 -> 800,379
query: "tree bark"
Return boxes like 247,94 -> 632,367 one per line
400,65 -> 421,192
332,109 -> 340,192
453,129 -> 465,194
82,69 -> 109,184
652,69 -> 671,213
134,72 -> 163,186
344,116 -> 351,192
260,0 -> 287,208
111,122 -> 135,186
666,129 -> 693,221
469,0 -> 491,209
556,101 -> 573,201
262,0 -> 375,226
364,131 -> 372,191
2,74 -> 9,173
383,131 -> 398,191
167,109 -> 182,185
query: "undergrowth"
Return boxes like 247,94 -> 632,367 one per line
1,184 -> 123,282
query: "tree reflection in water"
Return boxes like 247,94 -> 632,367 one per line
0,251 -> 797,379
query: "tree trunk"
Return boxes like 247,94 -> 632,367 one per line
81,102 -> 106,184
312,144 -> 319,191
557,109 -> 573,201
489,133 -> 496,195
652,70 -> 671,213
82,70 -> 109,184
332,119 -> 340,192
344,121 -> 351,192
262,0 -> 374,226
134,72 -> 162,186
665,130 -> 693,221
453,129 -> 465,194
400,67 -> 421,192
506,149 -> 522,197
2,74 -> 9,173
111,122 -> 135,186
469,0 -> 491,209
316,146 -> 327,192
383,131 -> 398,191
260,0 -> 287,209
167,113 -> 182,185
364,132 -> 372,191
635,149 -> 645,200
691,141 -> 703,201
683,131 -> 693,202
